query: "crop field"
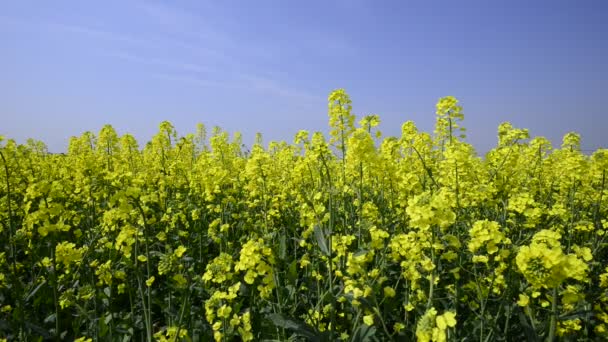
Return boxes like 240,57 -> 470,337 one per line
0,89 -> 607,341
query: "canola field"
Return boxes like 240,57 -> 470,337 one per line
0,89 -> 607,341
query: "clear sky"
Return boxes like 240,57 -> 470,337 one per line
1,1 -> 607,154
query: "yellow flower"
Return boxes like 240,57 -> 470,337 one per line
363,314 -> 374,326
74,338 -> 92,342
557,319 -> 582,336
146,276 -> 155,287
468,220 -> 508,255
217,305 -> 232,319
572,245 -> 593,262
202,253 -> 234,284
300,254 -> 311,268
55,241 -> 84,268
384,286 -> 396,298
174,245 -> 187,258
230,314 -> 241,327
234,239 -> 275,299
472,255 -> 489,264
41,257 -> 52,267
517,294 -> 530,307
416,308 -> 437,342
436,311 -> 457,329
516,230 -> 588,289
416,308 -> 455,342
600,267 -> 608,287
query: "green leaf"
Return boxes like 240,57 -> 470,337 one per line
24,280 -> 47,303
558,310 -> 594,320
351,324 -> 377,342
287,260 -> 298,285
267,313 -> 321,341
353,249 -> 368,258
516,310 -> 539,342
44,313 -> 56,324
99,313 -> 109,338
279,233 -> 287,260
23,321 -> 52,339
314,225 -> 330,256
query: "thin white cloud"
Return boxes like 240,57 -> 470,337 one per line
136,2 -> 356,60
3,2 -> 329,103
131,2 -> 345,102
103,51 -> 214,74
241,74 -> 322,102
150,71 -> 321,103
53,21 -> 231,62
137,1 -> 233,45
150,73 -> 234,89
50,22 -> 150,47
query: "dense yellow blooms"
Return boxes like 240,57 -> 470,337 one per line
416,308 -> 457,342
516,230 -> 588,288
203,252 -> 234,284
468,220 -> 509,255
234,238 -> 275,299
0,89 -> 606,341
54,241 -> 84,270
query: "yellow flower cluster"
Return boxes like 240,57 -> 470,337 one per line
153,326 -> 189,342
55,241 -> 84,271
369,226 -> 389,250
415,308 -> 457,342
114,224 -> 137,258
406,190 -> 456,231
204,282 -> 253,342
234,238 -> 275,299
202,252 -> 234,284
2,89 -> 608,340
468,220 -> 510,255
390,231 -> 429,291
516,230 -> 587,288
595,267 -> 608,337
331,234 -> 356,259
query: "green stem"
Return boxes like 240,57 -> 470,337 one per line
0,150 -> 25,337
135,200 -> 153,341
51,245 -> 60,341
0,151 -> 15,267
328,187 -> 336,341
411,145 -> 439,189
426,227 -> 437,311
174,288 -> 190,342
547,286 -> 558,342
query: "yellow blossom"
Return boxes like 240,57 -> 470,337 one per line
517,294 -> 530,307
363,314 -> 374,326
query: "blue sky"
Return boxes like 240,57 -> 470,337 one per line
1,1 -> 606,154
